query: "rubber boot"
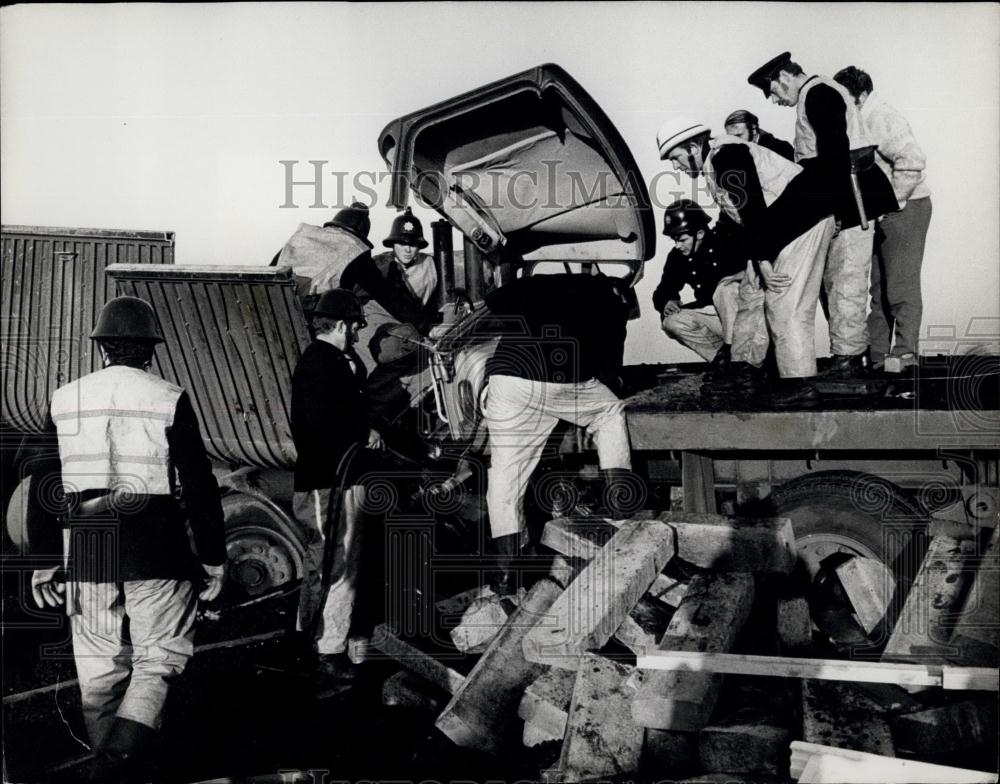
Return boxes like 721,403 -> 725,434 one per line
819,351 -> 871,379
602,467 -> 640,521
701,361 -> 767,396
88,717 -> 156,784
702,344 -> 732,382
490,533 -> 522,596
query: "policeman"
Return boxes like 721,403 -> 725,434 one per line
291,288 -> 383,682
29,296 -> 226,782
653,199 -> 745,378
747,52 -> 898,377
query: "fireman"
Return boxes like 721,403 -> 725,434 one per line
28,296 -> 226,782
653,199 -> 745,378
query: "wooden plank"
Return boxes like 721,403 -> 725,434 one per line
522,519 -> 675,669
381,670 -> 443,710
612,595 -> 672,656
449,594 -> 516,654
635,650 -> 1000,691
557,654 -> 644,782
371,624 -> 464,696
802,679 -> 894,757
699,718 -> 791,775
883,536 -> 975,663
518,667 -> 576,747
681,452 -> 717,513
435,577 -> 562,753
789,741 -> 999,783
632,573 -> 754,731
836,557 -> 895,635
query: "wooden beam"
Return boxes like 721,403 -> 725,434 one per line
883,535 -> 974,663
522,520 -> 676,669
371,624 -> 465,696
557,653 -> 644,782
632,573 -> 754,731
835,557 -> 894,635
449,594 -> 516,654
777,597 -> 813,653
890,699 -> 998,755
681,452 -> 717,513
435,577 -> 562,753
950,530 -> 999,665
699,719 -> 791,776
636,650 -> 1000,691
789,741 -> 999,783
659,510 -> 796,573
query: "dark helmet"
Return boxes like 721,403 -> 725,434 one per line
383,207 -> 428,249
662,199 -> 710,239
324,201 -> 371,242
313,288 -> 366,326
90,296 -> 163,343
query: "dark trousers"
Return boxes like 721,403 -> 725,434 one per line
868,197 -> 933,359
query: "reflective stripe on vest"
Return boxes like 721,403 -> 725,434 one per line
50,365 -> 183,495
794,76 -> 872,162
704,136 -> 802,226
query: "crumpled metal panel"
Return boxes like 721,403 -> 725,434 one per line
1,226 -> 174,434
107,264 -> 309,470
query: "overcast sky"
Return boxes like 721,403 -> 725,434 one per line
2,2 -> 997,363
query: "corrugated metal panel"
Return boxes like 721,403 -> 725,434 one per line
107,264 -> 310,470
1,226 -> 174,433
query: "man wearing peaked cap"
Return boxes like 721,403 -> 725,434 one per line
746,52 -> 899,379
656,115 -> 837,406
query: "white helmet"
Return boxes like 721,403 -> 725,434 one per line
656,117 -> 711,159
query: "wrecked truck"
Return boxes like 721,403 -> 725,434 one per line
3,65 -> 998,641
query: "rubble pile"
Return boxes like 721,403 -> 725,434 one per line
374,512 -> 999,783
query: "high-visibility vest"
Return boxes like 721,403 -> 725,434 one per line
794,76 -> 872,162
704,135 -> 802,226
50,365 -> 183,495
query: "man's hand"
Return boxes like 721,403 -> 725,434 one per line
31,567 -> 65,609
758,261 -> 792,293
744,260 -> 762,292
662,300 -> 682,317
199,563 -> 226,602
367,428 -> 383,450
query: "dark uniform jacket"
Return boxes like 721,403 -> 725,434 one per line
485,274 -> 627,389
291,340 -> 371,492
756,130 -> 795,161
340,251 -> 440,335
796,79 -> 898,228
26,392 -> 225,582
652,229 -> 746,314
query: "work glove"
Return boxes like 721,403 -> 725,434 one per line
199,562 -> 226,602
31,567 -> 65,608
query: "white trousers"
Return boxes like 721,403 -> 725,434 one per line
295,486 -> 366,655
485,374 -> 631,539
660,274 -> 743,360
71,580 -> 197,747
731,217 -> 835,378
825,223 -> 875,356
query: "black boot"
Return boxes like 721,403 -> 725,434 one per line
601,468 -> 641,520
89,717 -> 156,783
770,378 -> 821,408
701,362 -> 767,395
490,533 -> 522,596
702,344 -> 732,382
819,352 -> 871,379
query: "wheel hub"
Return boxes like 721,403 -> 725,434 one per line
226,533 -> 295,596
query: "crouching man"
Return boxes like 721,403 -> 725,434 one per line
653,199 -> 745,379
28,296 -> 226,782
291,289 -> 383,682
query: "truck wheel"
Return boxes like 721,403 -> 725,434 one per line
223,492 -> 305,598
765,470 -> 929,643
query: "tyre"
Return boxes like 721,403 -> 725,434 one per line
765,470 -> 930,646
223,491 -> 306,599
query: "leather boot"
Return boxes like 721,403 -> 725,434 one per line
89,717 -> 157,784
702,344 -> 732,382
490,532 -> 522,596
601,467 -> 641,521
819,352 -> 871,379
701,362 -> 767,395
